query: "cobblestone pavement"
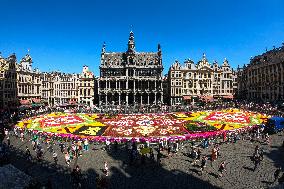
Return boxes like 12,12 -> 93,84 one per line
4,131 -> 284,189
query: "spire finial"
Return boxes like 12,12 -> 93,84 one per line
127,29 -> 135,52
28,49 -> 30,55
202,53 -> 207,61
102,42 -> 106,53
130,24 -> 133,32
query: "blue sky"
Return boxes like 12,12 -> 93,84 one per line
0,0 -> 283,75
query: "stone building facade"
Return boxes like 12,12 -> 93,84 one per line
17,53 -> 42,105
0,53 -> 18,109
78,66 -> 95,107
41,72 -> 54,105
98,31 -> 163,106
168,54 -> 237,105
40,66 -> 95,106
237,44 -> 284,102
0,52 -> 94,109
52,72 -> 79,105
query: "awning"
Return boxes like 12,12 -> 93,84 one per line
69,98 -> 77,104
183,96 -> 191,100
199,95 -> 214,102
20,99 -> 31,105
18,105 -> 31,110
32,103 -> 44,107
223,95 -> 234,99
32,98 -> 41,103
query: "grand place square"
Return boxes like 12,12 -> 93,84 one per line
0,1 -> 284,189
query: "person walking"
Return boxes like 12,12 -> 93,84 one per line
274,167 -> 282,183
59,142 -> 65,153
253,153 -> 261,172
197,148 -> 202,161
104,161 -> 109,176
157,151 -> 161,166
211,147 -> 217,165
52,151 -> 58,165
167,145 -> 171,157
65,152 -> 70,166
25,146 -> 32,161
265,133 -> 270,145
6,135 -> 10,147
200,156 -> 207,175
150,148 -> 155,162
83,139 -> 89,151
218,161 -> 226,177
191,148 -> 198,165
71,165 -> 82,188
20,132 -> 24,142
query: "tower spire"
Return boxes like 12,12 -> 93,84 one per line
127,30 -> 135,52
101,42 -> 106,53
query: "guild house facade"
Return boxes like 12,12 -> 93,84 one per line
97,31 -> 164,106
237,44 -> 284,102
168,54 -> 237,105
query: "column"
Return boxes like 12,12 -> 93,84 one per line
147,93 -> 150,105
99,95 -> 101,106
155,81 -> 157,90
134,80 -> 136,92
118,94 -> 121,105
161,93 -> 163,104
140,95 -> 142,105
105,94 -> 108,105
116,80 -> 117,90
154,92 -> 157,105
126,93 -> 129,106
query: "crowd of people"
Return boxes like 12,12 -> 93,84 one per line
0,100 -> 284,188
1,123 -> 283,188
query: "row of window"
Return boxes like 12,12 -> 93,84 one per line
171,72 -> 236,79
18,85 -> 40,95
80,89 -> 93,96
18,75 -> 40,83
171,88 -> 234,95
54,91 -> 78,97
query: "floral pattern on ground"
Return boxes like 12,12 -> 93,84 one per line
101,114 -> 188,137
14,110 -> 269,139
177,109 -> 269,131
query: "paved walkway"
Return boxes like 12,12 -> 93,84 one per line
4,131 -> 284,189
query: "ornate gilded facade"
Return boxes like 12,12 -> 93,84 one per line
98,31 -> 163,106
237,44 -> 284,102
168,54 -> 237,105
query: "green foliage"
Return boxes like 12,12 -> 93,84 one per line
185,122 -> 217,132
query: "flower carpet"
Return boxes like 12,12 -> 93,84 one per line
15,109 -> 269,141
